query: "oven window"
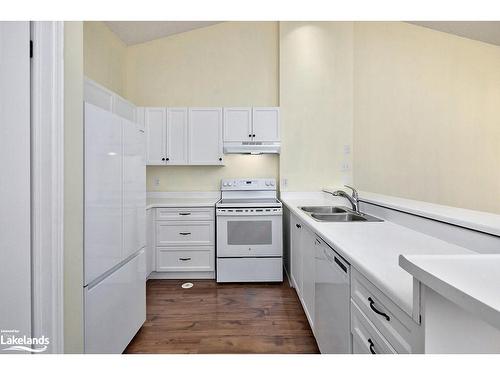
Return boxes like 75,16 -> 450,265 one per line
227,220 -> 272,245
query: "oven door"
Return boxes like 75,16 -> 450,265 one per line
217,212 -> 282,257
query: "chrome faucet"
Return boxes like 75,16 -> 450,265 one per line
323,185 -> 360,213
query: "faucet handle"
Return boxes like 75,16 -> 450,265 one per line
344,185 -> 358,199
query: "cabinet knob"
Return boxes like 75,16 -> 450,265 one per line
252,134 -> 256,137
248,134 -> 252,137
166,157 -> 169,161
161,157 -> 165,161
296,224 -> 301,229
219,157 -> 222,161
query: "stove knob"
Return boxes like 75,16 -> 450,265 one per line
228,182 -> 232,186
265,181 -> 270,186
270,181 -> 275,186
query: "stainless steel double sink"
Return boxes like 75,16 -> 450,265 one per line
299,206 -> 383,222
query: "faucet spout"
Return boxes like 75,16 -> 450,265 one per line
322,185 -> 360,213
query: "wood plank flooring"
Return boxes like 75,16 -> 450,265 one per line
124,279 -> 319,354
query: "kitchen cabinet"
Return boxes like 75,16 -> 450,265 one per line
223,107 -> 280,142
290,215 -> 304,295
290,214 -> 315,327
166,108 -> 189,165
145,107 -> 167,165
223,107 -> 252,141
144,107 -> 223,166
252,107 -> 280,141
188,108 -> 224,165
154,207 -> 215,277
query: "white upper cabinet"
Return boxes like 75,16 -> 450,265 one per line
252,107 -> 280,141
223,107 -> 252,141
166,108 -> 188,165
145,107 -> 167,165
188,108 -> 224,165
136,107 -> 145,131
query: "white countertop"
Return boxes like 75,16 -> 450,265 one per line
146,192 -> 220,209
349,190 -> 500,238
281,192 -> 475,317
400,254 -> 500,330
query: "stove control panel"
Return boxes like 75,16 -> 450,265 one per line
221,178 -> 276,191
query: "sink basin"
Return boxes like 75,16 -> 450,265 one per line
300,206 -> 348,214
311,212 -> 383,222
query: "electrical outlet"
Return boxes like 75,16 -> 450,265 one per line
153,176 -> 160,187
343,144 -> 351,155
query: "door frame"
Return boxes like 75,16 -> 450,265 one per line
30,21 -> 65,354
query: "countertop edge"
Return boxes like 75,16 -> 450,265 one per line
399,254 -> 500,331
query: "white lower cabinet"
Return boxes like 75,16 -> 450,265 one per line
351,300 -> 396,354
153,207 -> 215,277
290,214 -> 315,328
288,211 -> 424,355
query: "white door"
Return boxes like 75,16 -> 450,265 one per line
166,108 -> 188,164
301,227 -> 316,328
145,107 -> 166,165
123,119 -> 146,259
84,103 -> 123,285
223,107 -> 252,142
290,215 -> 303,295
0,21 -> 32,341
188,108 -> 223,165
252,107 -> 280,141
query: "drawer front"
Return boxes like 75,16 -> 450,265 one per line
351,300 -> 396,354
157,247 -> 214,272
351,268 -> 417,353
156,207 -> 214,221
156,221 -> 214,247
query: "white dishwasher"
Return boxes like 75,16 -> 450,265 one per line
314,237 -> 351,353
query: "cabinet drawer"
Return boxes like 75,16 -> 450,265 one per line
156,221 -> 214,247
157,247 -> 214,272
351,268 -> 421,354
351,300 -> 396,354
156,207 -> 214,221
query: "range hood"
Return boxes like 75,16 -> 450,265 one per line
223,141 -> 281,154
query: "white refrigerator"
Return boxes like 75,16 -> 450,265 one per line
84,102 -> 146,354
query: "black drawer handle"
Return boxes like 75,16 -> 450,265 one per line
368,338 -> 376,354
368,297 -> 390,321
178,212 -> 191,216
179,257 -> 191,261
179,232 -> 191,236
296,224 -> 301,228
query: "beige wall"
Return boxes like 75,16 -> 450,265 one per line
279,22 -> 354,191
353,22 -> 500,214
125,21 -> 280,191
83,22 -> 127,97
64,21 -> 84,353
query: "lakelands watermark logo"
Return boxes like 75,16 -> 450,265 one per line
1,329 -> 49,353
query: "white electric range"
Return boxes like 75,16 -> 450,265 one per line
216,178 -> 283,282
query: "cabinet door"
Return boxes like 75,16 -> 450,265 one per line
166,108 -> 188,165
136,107 -> 145,131
123,119 -> 146,260
223,107 -> 252,142
145,107 -> 167,165
302,227 -> 316,328
84,103 -> 123,285
290,215 -> 303,296
188,108 -> 223,165
252,107 -> 280,141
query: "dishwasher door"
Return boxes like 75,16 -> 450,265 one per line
314,238 -> 351,353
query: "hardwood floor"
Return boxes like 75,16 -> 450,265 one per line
124,279 -> 319,354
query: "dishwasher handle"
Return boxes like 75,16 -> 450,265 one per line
323,247 -> 349,274
334,256 -> 348,273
